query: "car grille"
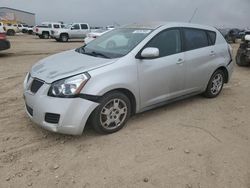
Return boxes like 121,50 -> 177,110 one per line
26,104 -> 33,116
45,113 -> 60,124
30,79 -> 44,93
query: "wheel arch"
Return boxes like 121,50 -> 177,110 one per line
217,66 -> 229,83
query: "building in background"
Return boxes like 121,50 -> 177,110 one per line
0,7 -> 35,26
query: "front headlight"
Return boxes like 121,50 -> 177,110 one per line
48,73 -> 90,98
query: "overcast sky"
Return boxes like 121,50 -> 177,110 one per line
0,0 -> 249,28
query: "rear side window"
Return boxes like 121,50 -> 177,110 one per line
53,24 -> 60,29
81,24 -> 88,30
183,28 -> 209,51
145,29 -> 182,57
207,31 -> 216,45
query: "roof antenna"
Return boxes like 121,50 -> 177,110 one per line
189,8 -> 198,23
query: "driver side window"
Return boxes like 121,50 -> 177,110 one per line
145,29 -> 181,58
72,24 -> 80,30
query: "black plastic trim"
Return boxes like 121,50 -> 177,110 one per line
78,94 -> 102,103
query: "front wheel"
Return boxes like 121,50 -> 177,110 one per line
60,34 -> 68,42
90,92 -> 131,134
204,70 -> 225,98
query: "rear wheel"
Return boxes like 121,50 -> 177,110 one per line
7,29 -> 15,36
60,34 -> 68,42
91,92 -> 131,134
204,70 -> 225,98
42,32 -> 49,39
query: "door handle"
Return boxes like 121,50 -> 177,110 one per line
176,58 -> 184,64
209,51 -> 216,56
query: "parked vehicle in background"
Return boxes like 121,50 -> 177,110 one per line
225,29 -> 241,43
236,35 -> 250,66
106,25 -> 115,30
23,22 -> 233,135
0,22 -> 4,32
17,24 -> 29,33
51,23 -> 90,42
36,22 -> 63,39
27,26 -> 34,34
84,29 -> 109,44
0,26 -> 10,51
4,23 -> 19,36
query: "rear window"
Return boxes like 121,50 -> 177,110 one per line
207,31 -> 216,45
183,28 -> 209,51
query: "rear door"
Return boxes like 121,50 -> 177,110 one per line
70,24 -> 81,38
182,28 -> 217,92
80,24 -> 89,38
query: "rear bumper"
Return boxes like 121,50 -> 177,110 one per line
0,40 -> 10,51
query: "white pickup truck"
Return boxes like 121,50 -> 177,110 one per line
35,22 -> 64,39
4,24 -> 19,36
50,23 -> 90,42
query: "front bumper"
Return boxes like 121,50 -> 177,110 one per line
0,40 -> 10,51
23,80 -> 99,135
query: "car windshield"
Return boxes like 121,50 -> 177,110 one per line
76,28 -> 152,59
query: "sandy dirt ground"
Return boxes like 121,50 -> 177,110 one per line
0,35 -> 249,188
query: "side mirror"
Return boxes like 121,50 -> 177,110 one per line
140,47 -> 159,59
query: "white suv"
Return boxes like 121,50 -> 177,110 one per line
51,23 -> 90,42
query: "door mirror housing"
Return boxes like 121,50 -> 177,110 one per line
140,47 -> 159,59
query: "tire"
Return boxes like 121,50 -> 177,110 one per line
28,30 -> 33,35
7,29 -> 15,36
60,34 -> 68,42
38,35 -> 43,39
55,38 -> 61,42
204,70 -> 225,98
90,92 -> 131,134
236,51 -> 250,67
42,32 -> 49,39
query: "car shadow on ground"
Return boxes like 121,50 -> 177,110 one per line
29,94 -> 205,143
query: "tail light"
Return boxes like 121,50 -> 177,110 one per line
0,33 -> 6,40
36,28 -> 38,32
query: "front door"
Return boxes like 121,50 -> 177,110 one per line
137,28 -> 186,109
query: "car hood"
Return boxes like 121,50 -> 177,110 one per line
31,50 -> 117,83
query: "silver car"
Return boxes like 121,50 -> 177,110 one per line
23,22 -> 234,135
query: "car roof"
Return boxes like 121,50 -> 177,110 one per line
122,22 -> 216,31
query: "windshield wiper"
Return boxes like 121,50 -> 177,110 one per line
84,51 -> 111,59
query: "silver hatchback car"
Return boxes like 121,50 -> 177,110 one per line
23,22 -> 234,135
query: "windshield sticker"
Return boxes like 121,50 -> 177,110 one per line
133,30 -> 151,34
